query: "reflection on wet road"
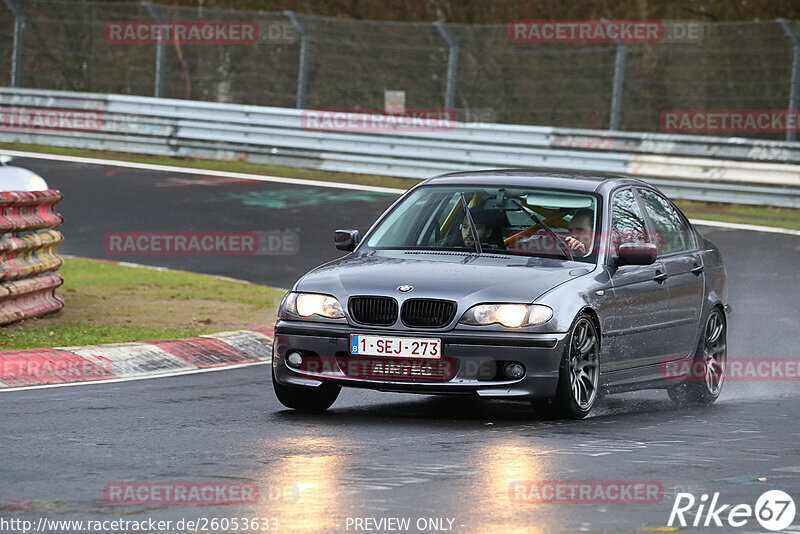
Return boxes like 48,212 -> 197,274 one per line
4,372 -> 799,532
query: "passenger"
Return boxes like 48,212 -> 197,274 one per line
461,208 -> 505,250
564,208 -> 594,255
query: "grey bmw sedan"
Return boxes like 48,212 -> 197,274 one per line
272,170 -> 730,419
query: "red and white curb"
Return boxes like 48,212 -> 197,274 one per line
0,326 -> 273,392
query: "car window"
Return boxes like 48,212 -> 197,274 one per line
415,192 -> 460,247
610,188 -> 648,253
637,188 -> 693,254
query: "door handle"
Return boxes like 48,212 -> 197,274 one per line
653,270 -> 669,283
691,264 -> 704,275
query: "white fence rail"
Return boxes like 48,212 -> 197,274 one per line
0,88 -> 798,207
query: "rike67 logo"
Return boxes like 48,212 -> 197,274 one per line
669,490 -> 796,531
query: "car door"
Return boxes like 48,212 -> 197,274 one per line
637,188 -> 704,361
604,188 -> 672,371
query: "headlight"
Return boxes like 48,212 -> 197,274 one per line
459,304 -> 552,328
280,292 -> 344,319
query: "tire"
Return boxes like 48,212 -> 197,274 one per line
272,365 -> 340,412
535,313 -> 600,420
668,308 -> 726,406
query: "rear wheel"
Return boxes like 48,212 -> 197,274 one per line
535,314 -> 600,419
668,308 -> 726,406
272,366 -> 340,412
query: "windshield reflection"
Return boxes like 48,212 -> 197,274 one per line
365,186 -> 600,264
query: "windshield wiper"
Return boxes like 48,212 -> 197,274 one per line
510,199 -> 574,261
459,192 -> 482,255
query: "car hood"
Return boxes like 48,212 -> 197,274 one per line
295,250 -> 593,304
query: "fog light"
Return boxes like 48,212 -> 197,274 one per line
504,362 -> 525,379
286,351 -> 303,368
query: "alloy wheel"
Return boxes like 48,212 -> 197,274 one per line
701,310 -> 726,396
569,318 -> 600,410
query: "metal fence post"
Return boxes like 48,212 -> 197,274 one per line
2,0 -> 23,87
434,21 -> 459,112
609,42 -> 627,131
778,19 -> 799,142
144,2 -> 164,98
285,11 -> 310,109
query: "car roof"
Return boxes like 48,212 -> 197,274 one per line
423,169 -> 652,194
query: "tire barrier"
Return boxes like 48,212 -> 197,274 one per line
0,190 -> 64,325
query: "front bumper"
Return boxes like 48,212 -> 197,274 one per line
272,320 -> 567,399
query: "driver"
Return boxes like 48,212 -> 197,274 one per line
461,208 -> 505,250
564,208 -> 594,255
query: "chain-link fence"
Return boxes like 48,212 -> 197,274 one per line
0,0 -> 798,140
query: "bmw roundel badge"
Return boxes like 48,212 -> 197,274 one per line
397,285 -> 413,293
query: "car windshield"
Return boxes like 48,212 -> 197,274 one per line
366,185 -> 600,263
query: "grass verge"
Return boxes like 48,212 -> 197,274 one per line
673,200 -> 800,231
1,141 -> 798,230
0,257 -> 284,351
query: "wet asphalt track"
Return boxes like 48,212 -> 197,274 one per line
2,157 -> 800,533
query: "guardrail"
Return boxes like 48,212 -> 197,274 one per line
0,88 -> 799,207
0,189 -> 64,325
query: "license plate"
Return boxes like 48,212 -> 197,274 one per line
350,334 -> 441,359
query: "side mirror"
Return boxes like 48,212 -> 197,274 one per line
0,155 -> 11,166
616,242 -> 657,266
334,229 -> 360,251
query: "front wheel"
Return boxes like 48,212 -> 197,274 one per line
668,308 -> 726,406
535,313 -> 600,419
272,366 -> 340,412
